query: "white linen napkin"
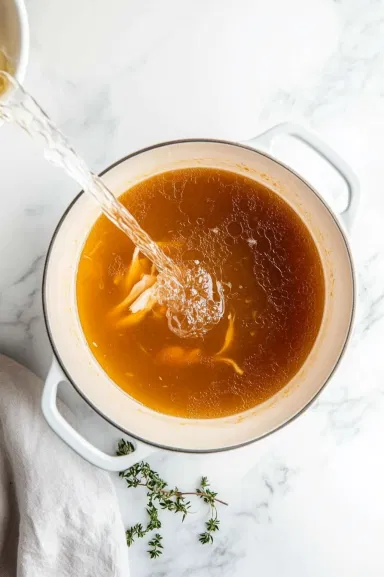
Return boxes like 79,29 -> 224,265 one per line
0,354 -> 129,577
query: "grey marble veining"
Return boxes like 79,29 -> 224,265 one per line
1,0 -> 384,575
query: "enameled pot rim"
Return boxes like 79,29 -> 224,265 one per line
42,137 -> 356,454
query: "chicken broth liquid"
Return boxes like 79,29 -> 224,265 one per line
77,167 -> 325,418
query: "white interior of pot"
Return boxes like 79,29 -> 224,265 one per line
44,141 -> 354,451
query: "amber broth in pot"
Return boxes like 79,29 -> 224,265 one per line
76,167 -> 325,418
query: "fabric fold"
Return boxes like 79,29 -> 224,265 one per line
0,354 -> 129,577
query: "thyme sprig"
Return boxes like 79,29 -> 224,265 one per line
117,439 -> 227,558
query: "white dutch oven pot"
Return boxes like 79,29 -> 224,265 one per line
42,123 -> 358,471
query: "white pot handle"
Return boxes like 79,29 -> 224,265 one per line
246,122 -> 360,232
42,359 -> 155,471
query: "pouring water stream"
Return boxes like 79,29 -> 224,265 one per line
0,71 -> 224,337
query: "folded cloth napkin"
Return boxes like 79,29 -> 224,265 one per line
0,354 -> 129,577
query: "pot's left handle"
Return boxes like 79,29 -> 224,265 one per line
246,122 -> 360,232
42,359 -> 155,471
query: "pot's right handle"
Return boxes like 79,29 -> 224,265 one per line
246,122 -> 360,232
42,359 -> 155,471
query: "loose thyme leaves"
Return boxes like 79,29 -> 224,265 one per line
117,439 -> 227,558
199,517 -> 220,544
148,534 -> 163,559
116,438 -> 135,456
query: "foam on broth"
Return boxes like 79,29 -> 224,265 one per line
76,167 -> 325,418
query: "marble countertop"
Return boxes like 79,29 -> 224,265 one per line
1,0 -> 384,575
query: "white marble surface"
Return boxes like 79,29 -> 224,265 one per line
1,0 -> 384,575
